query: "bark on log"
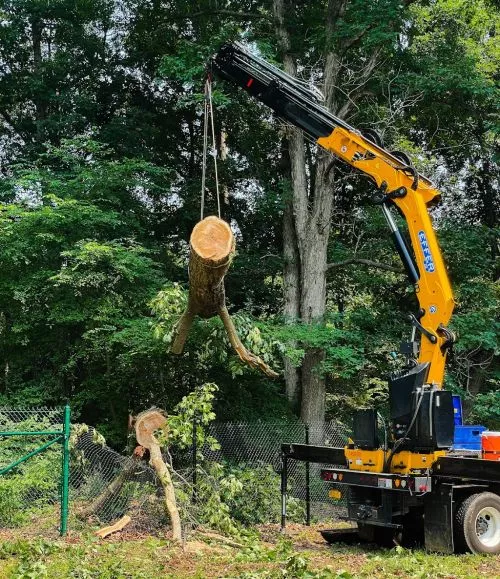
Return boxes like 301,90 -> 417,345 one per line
171,216 -> 278,378
135,409 -> 183,542
95,515 -> 131,538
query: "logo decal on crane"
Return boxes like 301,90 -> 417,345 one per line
418,230 -> 435,273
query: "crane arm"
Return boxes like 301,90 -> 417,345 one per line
212,42 -> 455,387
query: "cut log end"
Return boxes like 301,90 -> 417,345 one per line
190,216 -> 234,264
135,409 -> 167,449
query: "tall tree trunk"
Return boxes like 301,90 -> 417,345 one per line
274,0 -> 338,428
273,0 -> 391,428
283,194 -> 301,408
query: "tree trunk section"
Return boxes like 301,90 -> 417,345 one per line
283,196 -> 301,408
135,409 -> 183,542
171,216 -> 234,353
171,216 -> 278,378
301,349 -> 326,440
148,443 -> 183,542
31,17 -> 46,140
274,0 -> 332,425
187,216 -> 235,319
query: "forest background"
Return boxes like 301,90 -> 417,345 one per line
0,0 -> 497,448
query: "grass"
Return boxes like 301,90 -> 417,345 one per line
0,523 -> 498,578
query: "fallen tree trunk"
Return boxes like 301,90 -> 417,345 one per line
135,409 -> 183,542
197,528 -> 244,548
171,216 -> 278,378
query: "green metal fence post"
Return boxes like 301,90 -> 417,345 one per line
60,404 -> 70,536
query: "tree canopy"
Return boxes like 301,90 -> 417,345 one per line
0,0 -> 497,446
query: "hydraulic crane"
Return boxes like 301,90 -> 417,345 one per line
212,42 -> 500,554
213,41 -> 456,467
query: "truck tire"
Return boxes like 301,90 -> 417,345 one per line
455,492 -> 500,554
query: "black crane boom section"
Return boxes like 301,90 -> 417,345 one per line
214,43 -> 374,140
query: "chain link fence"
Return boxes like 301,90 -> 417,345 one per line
0,412 -> 350,536
70,427 -> 169,532
203,421 -> 350,520
0,407 -> 69,533
72,420 -> 350,534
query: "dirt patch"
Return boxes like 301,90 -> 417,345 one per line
257,521 -> 354,548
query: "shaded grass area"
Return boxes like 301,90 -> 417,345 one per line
0,524 -> 499,578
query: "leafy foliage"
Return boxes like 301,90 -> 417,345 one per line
0,0 -> 497,443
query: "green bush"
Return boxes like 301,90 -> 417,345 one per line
183,461 -> 304,534
468,386 -> 500,430
218,462 -> 304,526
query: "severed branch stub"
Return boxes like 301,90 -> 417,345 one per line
171,215 -> 278,378
135,409 -> 183,542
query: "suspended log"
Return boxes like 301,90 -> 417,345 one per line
171,215 -> 278,378
135,409 -> 183,542
171,216 -> 234,351
95,515 -> 131,539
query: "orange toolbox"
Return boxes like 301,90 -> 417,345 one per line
481,431 -> 500,461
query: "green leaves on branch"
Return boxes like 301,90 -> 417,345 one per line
165,382 -> 220,454
151,284 -> 282,378
276,318 -> 364,380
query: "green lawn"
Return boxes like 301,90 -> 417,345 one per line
0,524 -> 498,578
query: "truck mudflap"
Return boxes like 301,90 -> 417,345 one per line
424,482 -> 454,553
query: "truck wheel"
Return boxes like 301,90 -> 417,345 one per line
455,492 -> 500,554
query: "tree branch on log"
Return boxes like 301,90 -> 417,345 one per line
326,258 -> 403,273
219,306 -> 278,378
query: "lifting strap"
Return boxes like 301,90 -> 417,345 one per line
200,75 -> 221,220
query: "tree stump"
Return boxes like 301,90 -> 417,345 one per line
134,409 -> 183,542
171,216 -> 278,378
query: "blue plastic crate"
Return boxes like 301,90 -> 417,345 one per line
453,425 -> 487,450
